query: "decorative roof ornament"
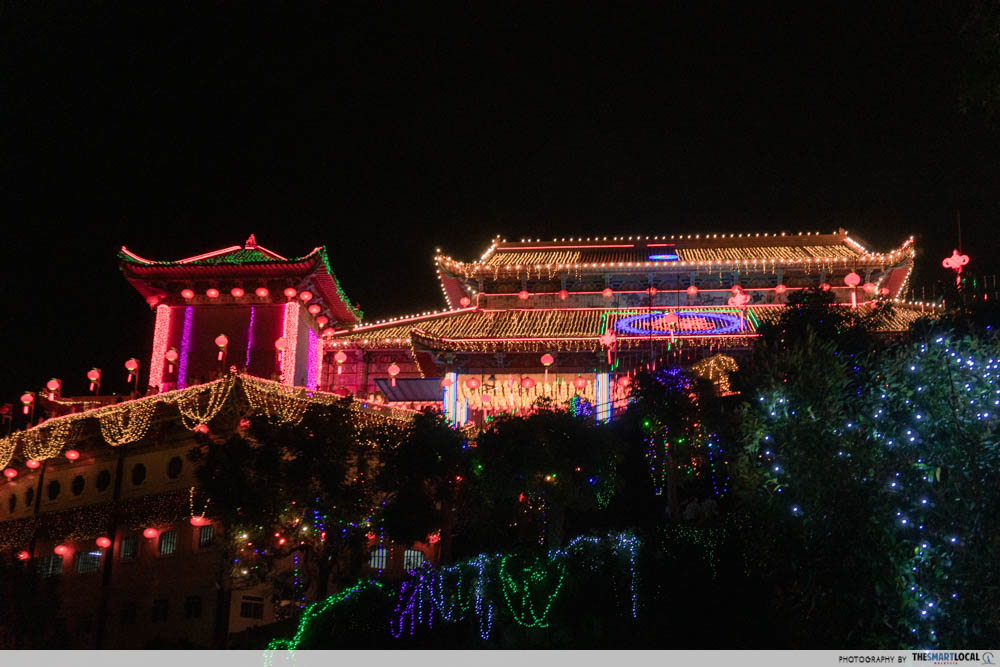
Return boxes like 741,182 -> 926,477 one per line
245,233 -> 258,249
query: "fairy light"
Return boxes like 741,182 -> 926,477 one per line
281,301 -> 300,385
177,306 -> 194,389
149,304 -> 171,391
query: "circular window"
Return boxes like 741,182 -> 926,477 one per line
131,463 -> 146,486
167,456 -> 182,479
47,480 -> 61,500
71,475 -> 85,496
96,469 -> 111,492
25,487 -> 34,507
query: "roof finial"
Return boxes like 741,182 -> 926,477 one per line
245,234 -> 257,249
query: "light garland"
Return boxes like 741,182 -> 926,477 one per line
175,377 -> 233,431
691,354 -> 740,395
98,397 -> 158,445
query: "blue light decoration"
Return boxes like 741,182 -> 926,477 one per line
569,395 -> 595,419
647,246 -> 679,261
614,311 -> 744,336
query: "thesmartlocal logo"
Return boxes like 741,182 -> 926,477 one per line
912,652 -> 994,665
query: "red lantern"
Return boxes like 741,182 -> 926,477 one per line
862,282 -> 876,294
46,378 -> 61,400
572,375 -> 587,390
480,393 -> 492,404
143,528 -> 159,539
255,286 -> 270,298
283,287 -> 298,299
775,284 -> 787,294
518,290 -> 530,300
215,334 -> 229,361
334,350 -> 348,375
230,287 -> 245,298
87,368 -> 101,392
125,358 -> 140,383
465,377 -> 481,390
440,377 -> 453,388
459,296 -> 472,307
53,545 -> 70,556
3,468 -> 17,479
315,315 -> 329,328
16,550 -> 30,561
274,337 -> 286,351
558,289 -> 569,300
298,290 -> 313,302
165,348 -> 179,373
541,353 -> 554,383
65,449 -> 80,461
194,424 -> 210,434
387,363 -> 401,387
819,283 -> 830,291
520,377 -> 536,389
686,285 -> 698,296
844,272 -> 861,287
206,288 -> 220,298
647,287 -> 657,296
20,392 -> 33,415
26,459 -> 41,470
181,288 -> 195,299
427,532 -> 441,544
189,516 -> 209,527
321,328 -> 336,338
96,537 -> 112,548
308,303 -> 322,315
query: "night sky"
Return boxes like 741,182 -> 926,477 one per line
2,2 -> 999,401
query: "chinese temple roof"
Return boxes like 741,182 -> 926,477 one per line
119,235 -> 362,324
327,301 -> 931,354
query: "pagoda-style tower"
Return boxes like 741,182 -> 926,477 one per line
119,235 -> 361,392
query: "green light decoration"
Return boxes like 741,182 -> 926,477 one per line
498,555 -> 567,628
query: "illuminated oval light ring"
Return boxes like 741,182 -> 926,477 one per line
614,311 -> 744,336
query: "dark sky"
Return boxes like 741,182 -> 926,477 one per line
2,2 -> 999,400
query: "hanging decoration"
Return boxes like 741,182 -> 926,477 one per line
165,348 -> 179,374
20,392 -> 33,416
125,358 -> 140,384
541,353 -> 554,383
46,378 -> 61,400
87,368 -> 101,393
215,334 -> 229,362
388,363 -> 401,387
98,397 -> 157,446
176,377 -> 234,431
844,272 -> 861,308
941,249 -> 969,287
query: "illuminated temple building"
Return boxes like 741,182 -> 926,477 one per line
327,230 -> 921,421
0,230 -> 926,647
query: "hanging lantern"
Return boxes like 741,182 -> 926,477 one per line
96,536 -> 112,548
16,550 -> 30,561
274,337 -> 286,351
65,449 -> 80,461
686,285 -> 698,296
206,288 -> 220,298
819,283 -> 830,291
283,287 -> 298,299
862,282 -> 876,294
541,353 -> 554,383
518,290 -> 530,300
142,528 -> 159,539
880,287 -> 890,296
298,290 -> 313,302
321,328 -> 336,338
26,459 -> 41,470
3,468 -> 17,479
87,368 -> 101,392
181,289 -> 195,299
663,312 -> 680,343
387,363 -> 400,387
230,287 -> 245,298
45,378 -> 61,400
255,286 -> 270,298
308,303 -> 322,315
572,375 -> 587,390
775,284 -> 787,294
558,289 -> 569,300
125,358 -> 140,383
194,424 -> 210,434
844,272 -> 861,287
465,377 -> 481,390
520,376 -> 536,389
190,516 -> 209,527
334,350 -> 348,374
647,287 -> 657,296
315,315 -> 329,328
602,288 -> 613,298
440,377 -> 453,388
215,334 -> 229,361
20,392 -> 33,415
165,348 -> 179,373
459,296 -> 472,307
54,545 -> 70,556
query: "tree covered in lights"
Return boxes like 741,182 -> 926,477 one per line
189,399 -> 405,611
736,298 -> 1000,646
